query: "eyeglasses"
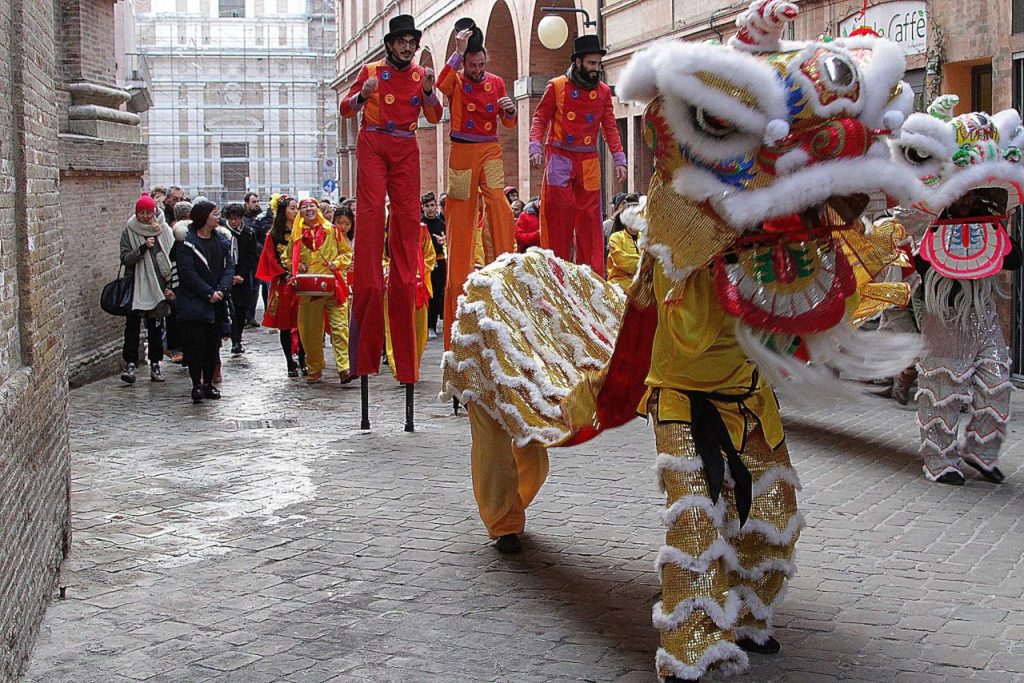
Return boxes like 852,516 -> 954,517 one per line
394,38 -> 418,48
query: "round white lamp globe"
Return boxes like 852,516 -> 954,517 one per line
537,15 -> 569,50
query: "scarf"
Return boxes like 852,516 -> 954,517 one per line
124,213 -> 174,312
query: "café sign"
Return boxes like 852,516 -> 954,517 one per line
838,1 -> 927,56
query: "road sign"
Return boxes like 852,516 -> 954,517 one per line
323,179 -> 337,194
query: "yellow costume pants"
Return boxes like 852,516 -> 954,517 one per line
297,296 -> 349,376
385,300 -> 428,380
443,141 -> 516,350
468,405 -> 549,538
650,397 -> 801,680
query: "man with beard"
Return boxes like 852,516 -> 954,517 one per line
529,35 -> 626,276
340,14 -> 442,384
436,18 -> 517,349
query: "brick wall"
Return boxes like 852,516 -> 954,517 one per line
0,0 -> 72,679
61,169 -> 145,386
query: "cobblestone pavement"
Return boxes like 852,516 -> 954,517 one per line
20,326 -> 1024,683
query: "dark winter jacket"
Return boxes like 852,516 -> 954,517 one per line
175,230 -> 235,323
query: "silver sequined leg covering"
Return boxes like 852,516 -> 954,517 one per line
917,300 -> 1011,479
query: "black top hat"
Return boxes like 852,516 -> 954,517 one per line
384,14 -> 422,44
571,34 -> 606,59
454,17 -> 485,53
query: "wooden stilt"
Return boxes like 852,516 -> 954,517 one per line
404,383 -> 415,432
452,396 -> 460,416
360,375 -> 370,430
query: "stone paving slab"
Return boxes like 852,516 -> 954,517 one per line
20,326 -> 1024,682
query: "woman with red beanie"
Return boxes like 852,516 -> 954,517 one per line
118,194 -> 176,384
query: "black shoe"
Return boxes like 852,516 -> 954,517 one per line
935,470 -> 966,486
300,365 -> 309,377
287,366 -> 299,378
201,384 -> 221,400
246,320 -> 260,329
737,636 -> 781,655
494,533 -> 522,554
231,344 -> 244,355
120,363 -> 137,385
191,386 -> 204,404
963,457 -> 1006,484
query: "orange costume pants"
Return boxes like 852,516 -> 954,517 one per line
539,146 -> 605,276
443,141 -> 516,349
350,131 -> 422,384
468,405 -> 550,538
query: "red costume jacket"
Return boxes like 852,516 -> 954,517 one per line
437,53 -> 516,143
340,59 -> 443,136
528,73 -> 626,165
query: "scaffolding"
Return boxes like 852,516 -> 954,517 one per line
130,0 -> 338,205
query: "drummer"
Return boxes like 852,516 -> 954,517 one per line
282,197 -> 353,384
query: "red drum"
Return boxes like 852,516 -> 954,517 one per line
293,273 -> 335,297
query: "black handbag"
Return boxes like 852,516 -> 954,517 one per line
100,266 -> 134,316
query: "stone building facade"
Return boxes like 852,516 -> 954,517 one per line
131,0 -> 338,204
2,0 -> 147,676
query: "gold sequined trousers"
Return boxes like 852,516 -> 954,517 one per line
649,394 -> 801,681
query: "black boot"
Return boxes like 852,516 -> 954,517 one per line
202,384 -> 221,400
191,386 -> 204,404
963,457 -> 1005,483
737,636 -> 781,655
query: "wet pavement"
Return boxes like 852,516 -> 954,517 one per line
21,324 -> 1024,682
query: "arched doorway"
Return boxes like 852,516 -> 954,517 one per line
485,0 -> 520,191
524,0 -> 578,196
417,48 -> 440,197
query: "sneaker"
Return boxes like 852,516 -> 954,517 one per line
231,344 -> 244,355
150,363 -> 165,382
191,386 -> 204,404
201,384 -> 221,400
494,533 -> 522,554
963,456 -> 1006,484
287,366 -> 299,378
120,363 -> 137,385
737,636 -> 781,655
300,365 -> 309,377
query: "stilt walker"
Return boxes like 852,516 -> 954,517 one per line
529,34 -> 627,276
437,18 -> 519,349
340,14 -> 443,386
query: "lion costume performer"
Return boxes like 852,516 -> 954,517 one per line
443,2 -> 921,679
889,95 -> 1024,485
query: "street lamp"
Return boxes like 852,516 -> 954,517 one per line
538,6 -> 598,50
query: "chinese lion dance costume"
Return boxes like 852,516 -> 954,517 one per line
888,94 -> 1024,485
442,1 -> 923,679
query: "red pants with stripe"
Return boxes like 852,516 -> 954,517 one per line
350,131 -> 421,384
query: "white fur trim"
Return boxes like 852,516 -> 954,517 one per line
641,40 -> 789,163
661,495 -> 729,529
920,439 -> 960,457
915,386 -> 972,408
652,590 -> 743,632
965,426 -> 1006,445
992,109 -> 1024,148
656,642 -> 748,681
883,109 -> 906,133
655,538 -> 739,575
674,157 -> 918,231
751,465 -> 802,498
726,511 -> 805,547
656,453 -> 705,473
764,118 -> 790,145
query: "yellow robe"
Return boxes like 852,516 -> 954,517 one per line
606,229 -> 641,292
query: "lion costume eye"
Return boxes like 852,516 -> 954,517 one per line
903,146 -> 932,164
822,55 -> 856,89
694,107 -> 736,138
